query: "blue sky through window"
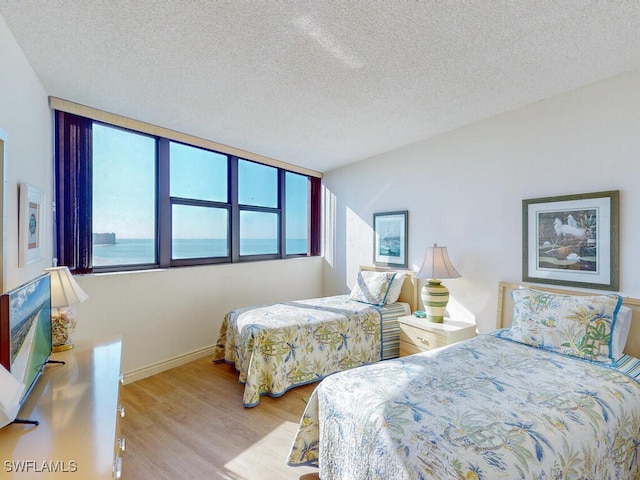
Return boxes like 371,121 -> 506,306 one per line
92,124 -> 156,239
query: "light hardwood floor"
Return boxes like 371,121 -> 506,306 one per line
120,357 -> 320,480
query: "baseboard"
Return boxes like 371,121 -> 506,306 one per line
122,345 -> 216,384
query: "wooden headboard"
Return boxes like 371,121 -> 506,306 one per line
359,265 -> 419,313
497,281 -> 640,358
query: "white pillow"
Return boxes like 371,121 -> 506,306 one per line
612,305 -> 632,359
348,271 -> 396,306
385,272 -> 406,304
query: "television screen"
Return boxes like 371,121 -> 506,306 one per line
0,273 -> 52,407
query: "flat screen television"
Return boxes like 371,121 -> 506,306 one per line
0,273 -> 52,409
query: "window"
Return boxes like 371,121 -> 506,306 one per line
170,142 -> 227,202
238,159 -> 277,207
92,124 -> 156,267
170,142 -> 230,261
238,160 -> 279,256
172,204 -> 229,259
239,210 -> 279,255
53,110 -> 321,273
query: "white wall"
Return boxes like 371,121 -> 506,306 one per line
0,14 -> 53,289
73,257 -> 322,376
323,70 -> 640,333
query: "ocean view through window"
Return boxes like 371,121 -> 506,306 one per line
93,238 -> 309,265
92,124 -> 156,266
54,108 -> 321,273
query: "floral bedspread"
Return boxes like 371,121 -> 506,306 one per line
288,334 -> 640,479
212,295 -> 383,407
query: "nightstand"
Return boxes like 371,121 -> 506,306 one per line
398,315 -> 477,356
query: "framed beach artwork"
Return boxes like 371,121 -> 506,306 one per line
373,210 -> 408,268
19,183 -> 45,267
522,190 -> 619,290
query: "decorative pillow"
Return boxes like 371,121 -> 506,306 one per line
500,288 -> 622,364
348,271 -> 396,306
612,306 -> 632,360
385,272 -> 406,304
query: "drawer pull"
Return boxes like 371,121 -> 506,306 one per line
118,404 -> 126,418
416,336 -> 430,346
117,437 -> 126,452
113,456 -> 123,479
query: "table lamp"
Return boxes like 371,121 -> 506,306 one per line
44,266 -> 89,352
415,243 -> 461,323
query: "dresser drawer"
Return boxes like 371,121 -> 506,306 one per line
400,339 -> 429,356
399,322 -> 447,352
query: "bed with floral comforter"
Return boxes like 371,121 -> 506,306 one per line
288,286 -> 640,479
287,333 -> 640,479
212,294 -> 408,407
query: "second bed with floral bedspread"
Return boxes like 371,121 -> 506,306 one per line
212,294 -> 408,407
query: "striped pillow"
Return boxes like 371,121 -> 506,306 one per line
348,271 -> 396,306
615,354 -> 640,384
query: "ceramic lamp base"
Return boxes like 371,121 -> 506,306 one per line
421,279 -> 449,323
51,307 -> 76,352
52,343 -> 74,353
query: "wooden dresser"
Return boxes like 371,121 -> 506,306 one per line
0,337 -> 123,479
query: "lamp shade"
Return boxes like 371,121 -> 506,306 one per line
416,243 -> 461,280
44,266 -> 89,308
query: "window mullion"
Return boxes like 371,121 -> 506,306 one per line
279,169 -> 286,257
230,157 -> 239,263
158,138 -> 171,267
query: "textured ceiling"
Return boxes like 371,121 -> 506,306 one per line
1,1 -> 640,173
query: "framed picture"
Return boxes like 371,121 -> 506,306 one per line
373,210 -> 408,268
18,183 -> 45,267
523,190 -> 619,290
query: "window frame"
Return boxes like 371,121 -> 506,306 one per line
234,160 -> 282,262
53,110 -> 321,273
164,139 -> 233,267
